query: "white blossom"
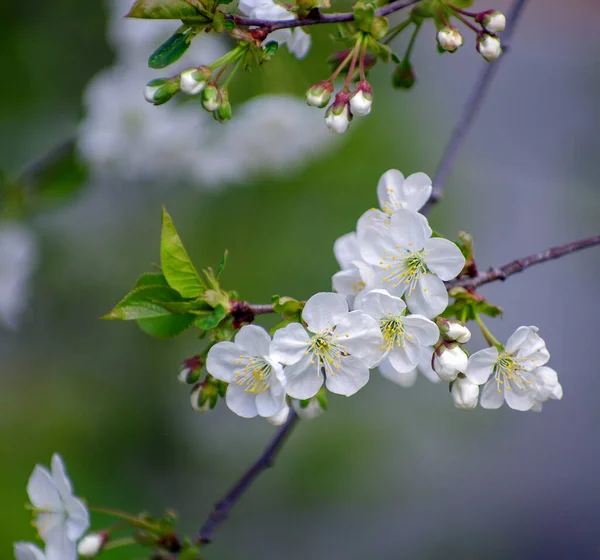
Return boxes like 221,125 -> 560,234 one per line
437,27 -> 463,52
530,366 -> 563,412
465,326 -> 553,411
378,346 -> 440,387
27,454 -> 89,560
477,34 -> 502,61
349,89 -> 372,116
357,170 -> 433,233
270,293 -> 383,399
206,325 -> 286,418
238,0 -> 311,59
14,543 -> 47,560
451,375 -> 480,410
359,209 -> 465,317
77,533 -> 105,557
0,223 -> 37,329
433,344 -> 468,381
359,289 -> 439,372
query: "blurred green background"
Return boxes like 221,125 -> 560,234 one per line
2,0 -> 600,558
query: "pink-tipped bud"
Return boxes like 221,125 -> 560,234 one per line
178,355 -> 203,384
436,26 -> 464,53
324,91 -> 352,134
349,81 -> 373,117
306,81 -> 334,108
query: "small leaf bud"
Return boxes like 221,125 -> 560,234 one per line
144,77 -> 180,105
349,81 -> 373,116
214,88 -> 232,122
77,532 -> 107,558
178,355 -> 203,384
180,66 -> 212,95
202,83 -> 221,112
325,92 -> 352,134
392,61 -> 416,89
267,404 -> 290,426
437,318 -> 472,344
292,398 -> 325,420
436,27 -> 464,53
433,343 -> 468,382
451,374 -> 480,411
477,10 -> 506,34
477,34 -> 502,61
306,81 -> 334,108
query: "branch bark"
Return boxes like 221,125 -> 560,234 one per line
447,234 -> 600,290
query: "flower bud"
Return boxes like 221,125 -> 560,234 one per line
433,343 -> 468,382
202,83 -> 221,112
306,81 -> 334,108
267,404 -> 290,426
177,355 -> 203,384
477,34 -> 502,61
292,398 -> 325,420
437,318 -> 471,344
144,78 -> 180,105
190,382 -> 214,413
180,66 -> 212,95
436,27 -> 463,53
392,61 -> 416,89
325,92 -> 351,134
77,533 -> 107,558
451,375 -> 479,411
214,88 -> 232,122
349,81 -> 373,117
478,10 -> 506,34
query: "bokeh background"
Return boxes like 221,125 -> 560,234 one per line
2,0 -> 600,558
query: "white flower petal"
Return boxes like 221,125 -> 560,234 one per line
465,347 -> 498,384
402,172 -> 433,212
480,379 -> 505,409
402,315 -> 440,346
206,342 -> 240,383
334,232 -> 360,270
302,292 -> 348,333
335,311 -> 384,367
357,208 -> 388,234
358,288 -> 406,320
358,224 -> 399,266
405,273 -> 448,318
378,358 -> 418,387
64,497 -> 90,541
377,169 -> 405,209
255,387 -> 287,417
288,28 -> 311,59
234,324 -> 271,356
27,466 -> 61,510
324,355 -> 370,396
267,404 -> 290,426
270,322 -> 310,365
226,384 -> 259,418
332,268 -> 364,307
44,531 -> 78,560
14,543 -> 46,560
505,326 -> 537,355
281,354 -> 323,399
389,209 -> 428,250
504,386 -> 534,411
50,454 -> 73,500
387,335 -> 421,373
417,347 -> 440,383
423,237 -> 465,280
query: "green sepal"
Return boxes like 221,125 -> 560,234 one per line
353,1 -> 375,34
223,18 -> 235,29
443,287 -> 504,322
456,230 -> 475,277
127,0 -> 203,19
149,31 -> 193,69
160,207 -> 205,298
271,295 -> 304,316
216,250 -> 228,279
264,41 -> 279,57
299,398 -> 311,409
212,10 -> 226,32
367,36 -> 392,63
195,304 -> 227,330
316,387 -> 328,411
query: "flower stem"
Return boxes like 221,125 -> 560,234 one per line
88,506 -> 159,532
382,19 -> 411,45
474,313 -> 501,348
358,35 -> 368,82
402,20 -> 422,63
103,537 -> 137,551
222,49 -> 248,88
328,49 -> 355,83
448,8 -> 480,33
343,35 -> 363,90
207,45 -> 246,71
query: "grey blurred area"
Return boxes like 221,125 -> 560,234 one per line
1,1 -> 600,559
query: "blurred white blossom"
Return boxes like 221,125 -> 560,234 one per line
0,223 -> 37,329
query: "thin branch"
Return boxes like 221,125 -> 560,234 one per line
447,234 -> 600,290
228,0 -> 422,31
422,0 -> 529,214
197,408 -> 300,543
248,303 -> 275,315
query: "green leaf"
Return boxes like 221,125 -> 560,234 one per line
135,272 -> 170,288
195,304 -> 227,330
103,285 -> 186,320
353,1 -> 375,34
149,32 -> 191,69
264,41 -> 278,57
138,314 -> 196,338
223,18 -> 235,29
126,0 -> 201,19
160,207 -> 205,298
216,250 -> 228,279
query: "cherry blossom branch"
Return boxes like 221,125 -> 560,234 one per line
228,0 -> 422,31
422,0 -> 529,214
447,234 -> 600,290
197,408 -> 299,543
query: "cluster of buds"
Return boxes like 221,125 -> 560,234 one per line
436,9 -> 505,62
306,80 -> 373,134
432,319 -> 478,410
190,374 -> 226,413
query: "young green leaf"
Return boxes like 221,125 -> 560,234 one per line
127,0 -> 201,19
135,272 -> 170,288
195,304 -> 227,330
137,314 -> 196,338
216,250 -> 228,279
160,207 -> 205,298
103,285 -> 186,320
149,32 -> 191,69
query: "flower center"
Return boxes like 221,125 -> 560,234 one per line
380,317 -> 406,352
232,356 -> 272,393
381,249 -> 428,295
308,330 -> 347,378
494,354 -> 532,392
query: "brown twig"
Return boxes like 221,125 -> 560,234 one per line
447,234 -> 600,290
